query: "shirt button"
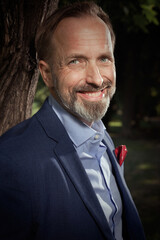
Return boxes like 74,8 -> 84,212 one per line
94,134 -> 99,140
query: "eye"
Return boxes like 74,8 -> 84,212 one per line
67,58 -> 86,69
69,59 -> 80,65
100,57 -> 110,63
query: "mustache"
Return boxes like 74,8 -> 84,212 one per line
74,80 -> 112,92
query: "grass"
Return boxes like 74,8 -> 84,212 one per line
112,134 -> 160,240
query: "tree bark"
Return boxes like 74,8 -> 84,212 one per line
0,0 -> 58,135
116,32 -> 143,138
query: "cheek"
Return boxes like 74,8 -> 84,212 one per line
58,69 -> 84,91
103,66 -> 116,82
111,68 -> 116,82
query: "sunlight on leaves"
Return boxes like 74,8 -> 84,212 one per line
141,4 -> 159,25
143,179 -> 160,185
138,163 -> 153,170
108,121 -> 122,127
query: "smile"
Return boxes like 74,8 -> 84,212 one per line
77,88 -> 106,101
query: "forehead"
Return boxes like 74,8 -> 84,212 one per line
52,16 -> 113,53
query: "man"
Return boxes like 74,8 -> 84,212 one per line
0,2 -> 145,240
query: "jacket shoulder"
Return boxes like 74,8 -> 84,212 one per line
0,115 -> 38,146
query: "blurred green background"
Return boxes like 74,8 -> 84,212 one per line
33,0 -> 160,239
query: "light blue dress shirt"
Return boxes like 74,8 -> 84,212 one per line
49,95 -> 123,240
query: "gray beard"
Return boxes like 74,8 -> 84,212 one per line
68,94 -> 111,123
53,76 -> 115,123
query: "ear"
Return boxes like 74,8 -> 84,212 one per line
39,60 -> 53,88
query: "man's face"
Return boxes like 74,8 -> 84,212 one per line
48,16 -> 116,125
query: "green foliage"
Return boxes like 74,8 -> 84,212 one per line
32,75 -> 49,115
96,0 -> 160,33
138,3 -> 159,32
141,3 -> 159,24
156,103 -> 160,115
125,0 -> 159,32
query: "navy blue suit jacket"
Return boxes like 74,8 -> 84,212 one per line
0,99 -> 145,240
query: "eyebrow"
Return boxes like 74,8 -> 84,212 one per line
66,52 -> 113,61
66,54 -> 88,60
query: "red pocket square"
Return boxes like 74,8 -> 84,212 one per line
114,145 -> 127,166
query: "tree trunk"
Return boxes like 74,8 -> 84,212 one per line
121,48 -> 136,137
117,33 -> 142,138
0,0 -> 58,135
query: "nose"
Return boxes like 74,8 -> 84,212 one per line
86,63 -> 103,87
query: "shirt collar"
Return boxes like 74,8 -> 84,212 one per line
48,95 -> 106,147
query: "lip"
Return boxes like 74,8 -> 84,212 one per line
77,88 -> 106,101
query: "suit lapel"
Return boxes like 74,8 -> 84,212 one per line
54,140 -> 114,240
103,133 -> 146,240
103,132 -> 138,210
103,133 -> 130,192
36,100 -> 114,240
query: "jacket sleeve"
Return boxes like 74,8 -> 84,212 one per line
0,154 -> 33,239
